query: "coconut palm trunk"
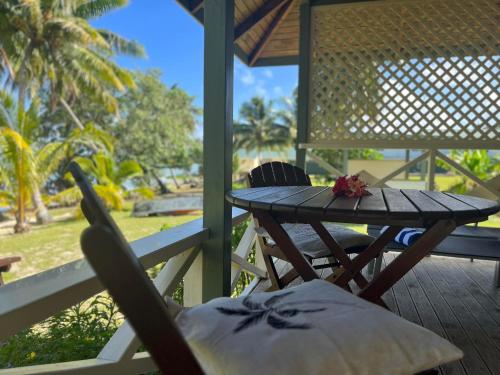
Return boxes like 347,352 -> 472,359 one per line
14,153 -> 29,233
169,168 -> 180,189
32,186 -> 52,224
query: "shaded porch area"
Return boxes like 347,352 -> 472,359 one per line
252,254 -> 500,375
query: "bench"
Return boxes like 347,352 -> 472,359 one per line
367,225 -> 500,287
0,257 -> 21,286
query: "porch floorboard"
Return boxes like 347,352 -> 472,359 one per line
251,253 -> 500,375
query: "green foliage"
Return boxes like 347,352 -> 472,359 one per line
234,97 -> 291,160
439,150 -> 500,193
106,70 -> 200,174
53,152 -> 153,210
0,0 -> 143,114
0,295 -> 121,368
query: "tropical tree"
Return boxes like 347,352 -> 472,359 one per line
234,96 -> 291,163
55,152 -> 153,211
0,90 -> 112,231
277,88 -> 298,141
0,92 -> 63,231
103,70 -> 200,194
0,0 -> 144,223
0,0 -> 144,118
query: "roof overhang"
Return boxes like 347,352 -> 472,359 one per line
176,0 -> 301,67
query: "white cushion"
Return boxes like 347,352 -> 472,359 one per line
260,223 -> 374,258
176,280 -> 462,375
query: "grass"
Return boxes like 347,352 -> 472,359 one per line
0,207 -> 199,283
408,174 -> 463,191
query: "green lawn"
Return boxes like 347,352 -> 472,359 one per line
0,209 -> 199,283
408,174 -> 463,191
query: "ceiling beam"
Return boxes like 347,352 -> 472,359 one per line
234,0 -> 287,40
190,0 -> 204,14
248,0 -> 295,66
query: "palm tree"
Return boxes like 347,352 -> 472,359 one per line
234,97 -> 291,163
1,0 -> 144,119
0,0 -> 144,223
0,91 -> 111,231
0,93 -> 62,232
55,152 -> 153,211
277,88 -> 298,142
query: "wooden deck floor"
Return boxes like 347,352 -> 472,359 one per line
252,254 -> 500,375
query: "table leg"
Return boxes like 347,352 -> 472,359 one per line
254,212 -> 319,282
310,221 -> 392,308
310,221 -> 371,289
332,226 -> 402,288
358,220 -> 456,304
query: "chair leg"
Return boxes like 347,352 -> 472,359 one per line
262,253 -> 282,290
373,253 -> 384,279
328,256 -> 338,273
494,262 -> 500,288
367,259 -> 375,275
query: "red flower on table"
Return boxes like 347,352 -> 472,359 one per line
332,175 -> 349,195
332,175 -> 371,198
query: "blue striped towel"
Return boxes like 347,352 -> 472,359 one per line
381,226 -> 423,246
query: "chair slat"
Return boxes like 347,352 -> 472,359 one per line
271,162 -> 287,186
294,165 -> 310,185
282,163 -> 299,185
261,163 -> 276,185
250,166 -> 266,187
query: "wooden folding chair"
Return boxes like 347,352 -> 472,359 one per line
69,162 -> 203,373
248,161 -> 374,289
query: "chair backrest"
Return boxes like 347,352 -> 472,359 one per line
247,161 -> 311,187
68,162 -> 203,374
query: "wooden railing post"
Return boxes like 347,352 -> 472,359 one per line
202,0 -> 235,301
183,252 -> 203,307
296,0 -> 311,169
428,149 -> 436,191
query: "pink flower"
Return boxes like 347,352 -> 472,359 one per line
332,175 -> 349,195
332,174 -> 371,198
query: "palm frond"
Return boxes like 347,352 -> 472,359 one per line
97,29 -> 145,57
75,0 -> 127,19
94,184 -> 124,210
35,141 -> 68,183
115,159 -> 143,184
127,186 -> 155,199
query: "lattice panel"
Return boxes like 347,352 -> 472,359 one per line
308,0 -> 500,148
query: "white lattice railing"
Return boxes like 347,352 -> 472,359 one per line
0,208 -> 266,374
306,0 -> 499,149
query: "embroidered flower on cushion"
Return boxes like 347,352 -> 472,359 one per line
216,291 -> 329,333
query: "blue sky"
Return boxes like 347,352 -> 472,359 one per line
92,0 -> 298,121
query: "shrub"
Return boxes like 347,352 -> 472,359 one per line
0,295 -> 121,368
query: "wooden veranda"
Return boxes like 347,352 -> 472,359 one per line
0,1 -> 498,373
252,254 -> 500,375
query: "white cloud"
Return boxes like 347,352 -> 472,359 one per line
263,69 -> 274,78
273,86 -> 284,96
239,69 -> 255,86
255,80 -> 268,98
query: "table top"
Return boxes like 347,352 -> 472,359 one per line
227,186 -> 500,227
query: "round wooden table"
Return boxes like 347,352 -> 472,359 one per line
226,186 -> 500,306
